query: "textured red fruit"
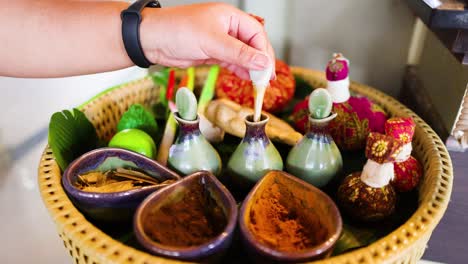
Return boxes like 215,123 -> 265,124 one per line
289,97 -> 309,133
215,60 -> 295,113
289,95 -> 388,150
392,156 -> 422,192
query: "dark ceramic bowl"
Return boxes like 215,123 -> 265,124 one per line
239,170 -> 342,263
134,171 -> 238,261
62,148 -> 180,222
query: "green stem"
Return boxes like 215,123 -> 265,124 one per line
187,67 -> 195,91
156,114 -> 176,165
198,65 -> 220,113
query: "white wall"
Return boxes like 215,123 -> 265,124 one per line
242,0 -> 289,60
286,0 -> 414,96
137,0 -> 415,96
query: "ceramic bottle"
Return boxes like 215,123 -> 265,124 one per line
286,113 -> 343,188
227,114 -> 283,189
168,113 -> 222,177
289,53 -> 388,151
286,88 -> 342,188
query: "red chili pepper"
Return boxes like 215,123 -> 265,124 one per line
166,69 -> 176,101
178,75 -> 189,88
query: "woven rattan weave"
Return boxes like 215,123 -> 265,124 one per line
38,67 -> 452,264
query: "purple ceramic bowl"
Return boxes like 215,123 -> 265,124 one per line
62,148 -> 180,222
134,171 -> 238,261
239,170 -> 342,263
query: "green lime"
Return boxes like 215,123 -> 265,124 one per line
109,129 -> 156,158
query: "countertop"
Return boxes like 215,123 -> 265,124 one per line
0,67 -> 458,263
422,151 -> 468,264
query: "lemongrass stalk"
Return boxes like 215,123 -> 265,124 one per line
198,65 -> 220,114
156,114 -> 176,165
187,67 -> 195,91
156,69 -> 177,165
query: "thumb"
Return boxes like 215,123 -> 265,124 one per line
208,34 -> 270,70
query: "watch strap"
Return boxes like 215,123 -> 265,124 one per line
121,0 -> 161,68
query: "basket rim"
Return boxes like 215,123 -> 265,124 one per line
38,67 -> 453,264
290,67 -> 453,263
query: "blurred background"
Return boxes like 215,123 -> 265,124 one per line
0,0 -> 466,263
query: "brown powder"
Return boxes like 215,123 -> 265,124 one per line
143,181 -> 227,247
248,182 -> 327,252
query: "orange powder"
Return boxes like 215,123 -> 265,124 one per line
247,182 -> 326,252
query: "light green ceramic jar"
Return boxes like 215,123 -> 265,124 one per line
286,113 -> 342,188
227,114 -> 283,189
168,113 -> 222,177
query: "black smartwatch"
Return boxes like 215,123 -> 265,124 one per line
121,0 -> 161,68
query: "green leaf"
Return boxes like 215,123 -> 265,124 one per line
332,224 -> 379,255
152,102 -> 169,121
48,109 -> 99,171
150,68 -> 170,108
150,67 -> 170,87
117,104 -> 158,139
294,75 -> 315,99
186,67 -> 195,91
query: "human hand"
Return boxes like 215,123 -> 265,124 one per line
140,3 -> 275,80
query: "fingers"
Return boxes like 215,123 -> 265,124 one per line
230,67 -> 250,80
248,13 -> 265,26
229,10 -> 276,80
206,33 -> 270,71
232,11 -> 268,53
201,7 -> 274,72
151,56 -> 248,82
192,58 -> 221,66
266,41 -> 276,80
217,61 -> 249,80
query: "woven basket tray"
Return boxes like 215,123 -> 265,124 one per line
38,67 -> 453,264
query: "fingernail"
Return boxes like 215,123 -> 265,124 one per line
251,53 -> 269,69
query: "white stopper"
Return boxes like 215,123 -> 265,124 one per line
249,62 -> 273,89
327,77 -> 351,103
250,62 -> 273,122
360,159 -> 395,188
